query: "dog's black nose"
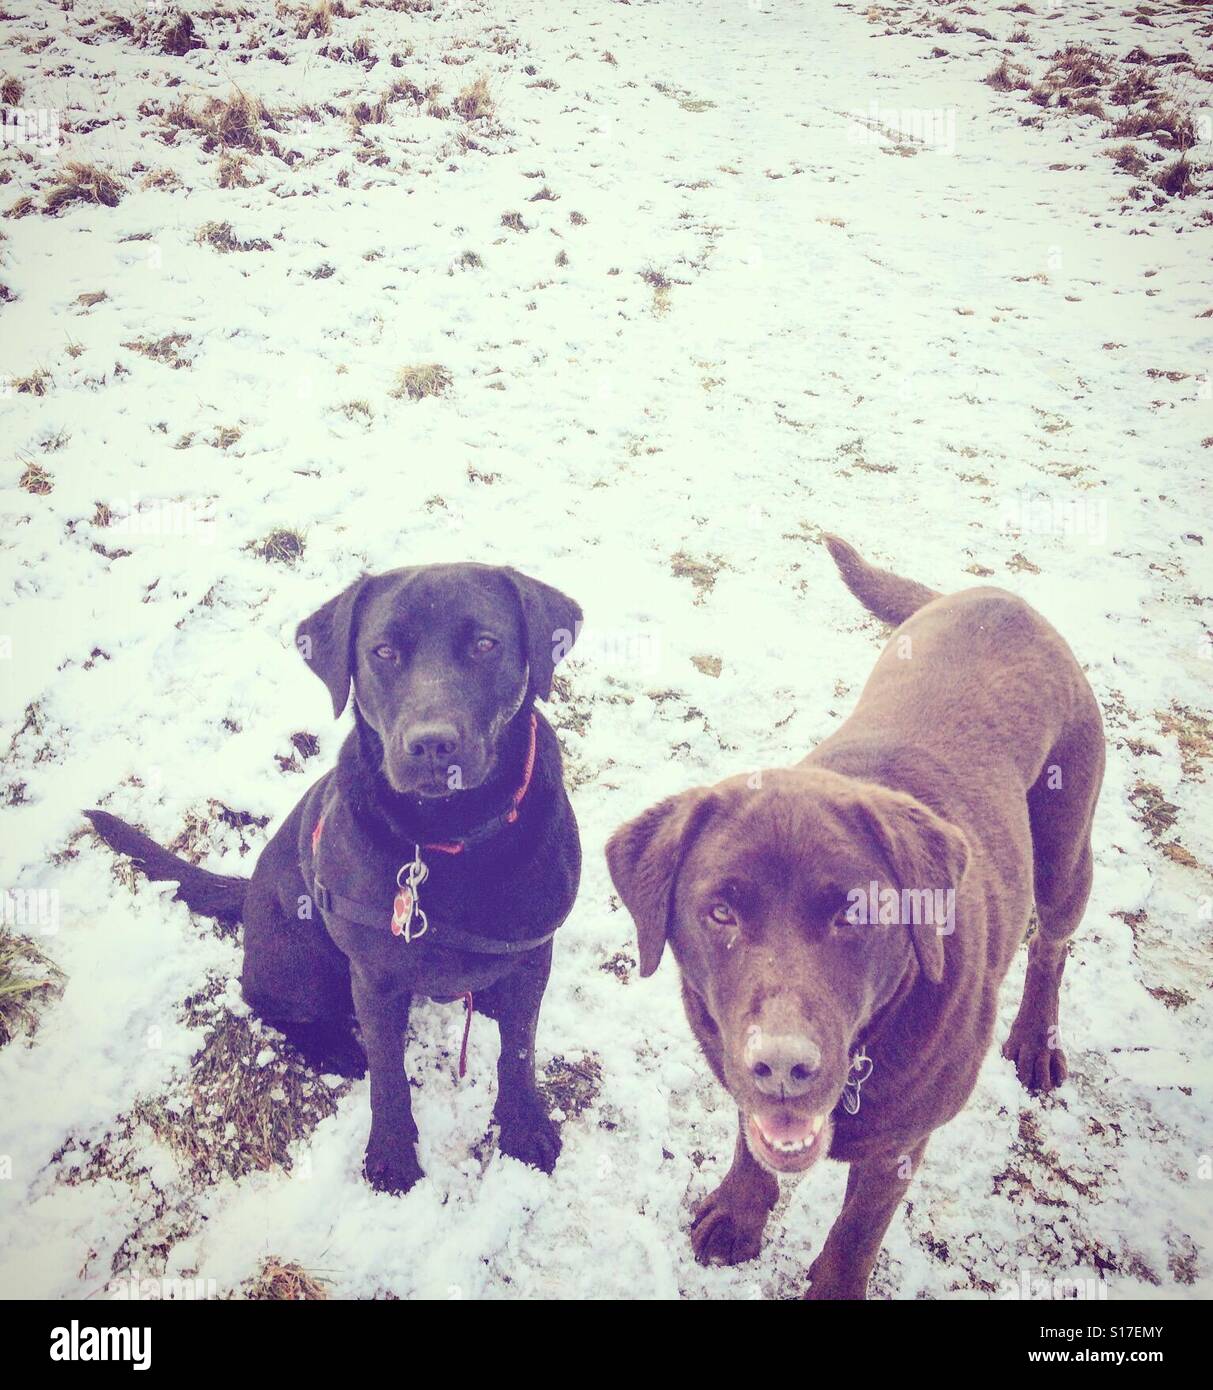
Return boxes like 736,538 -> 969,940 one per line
403,723 -> 460,761
749,1034 -> 823,1098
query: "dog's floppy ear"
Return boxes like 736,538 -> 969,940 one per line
295,575 -> 371,717
606,790 -> 717,977
503,568 -> 582,702
859,792 -> 969,985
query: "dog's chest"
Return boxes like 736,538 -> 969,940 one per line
310,827 -> 520,996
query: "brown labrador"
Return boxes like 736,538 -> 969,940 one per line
606,536 -> 1104,1299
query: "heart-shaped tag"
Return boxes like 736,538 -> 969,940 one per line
390,889 -> 414,936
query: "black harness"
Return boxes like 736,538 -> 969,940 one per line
311,872 -> 557,957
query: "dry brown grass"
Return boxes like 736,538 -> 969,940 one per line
121,332 -> 192,368
1112,103 -> 1197,151
60,984 -> 353,1197
217,153 -> 254,189
390,363 -> 452,401
670,549 -> 728,601
1,75 -> 23,107
297,0 -> 335,39
1156,703 -> 1213,781
244,1257 -> 329,1301
1106,144 -> 1149,177
43,163 -> 126,215
135,7 -> 202,56
10,368 -> 51,395
1109,69 -> 1157,107
1044,44 -> 1112,93
141,168 -> 181,191
641,265 -> 675,314
0,931 -> 62,1048
383,76 -> 426,106
211,425 -> 243,450
167,88 -> 276,154
195,220 -> 272,253
1156,157 -> 1197,198
18,459 -> 53,494
453,74 -> 493,121
539,1053 -> 602,1120
249,528 -> 306,564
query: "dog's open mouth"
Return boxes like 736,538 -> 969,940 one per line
745,1109 -> 831,1174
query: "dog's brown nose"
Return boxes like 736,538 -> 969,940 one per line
403,722 -> 460,761
749,1034 -> 823,1098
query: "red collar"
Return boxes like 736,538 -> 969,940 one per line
423,713 -> 538,855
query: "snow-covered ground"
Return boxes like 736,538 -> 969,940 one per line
1,0 -> 1211,1299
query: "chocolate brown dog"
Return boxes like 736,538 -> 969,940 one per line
606,537 -> 1104,1299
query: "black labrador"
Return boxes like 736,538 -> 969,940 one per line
86,563 -> 582,1194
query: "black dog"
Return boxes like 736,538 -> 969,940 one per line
86,563 -> 582,1194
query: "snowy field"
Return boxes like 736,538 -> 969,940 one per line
1,0 -> 1211,1300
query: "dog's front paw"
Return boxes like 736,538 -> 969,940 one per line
495,1094 -> 561,1174
1002,1027 -> 1067,1092
690,1185 -> 769,1266
363,1134 -> 424,1195
800,1256 -> 867,1295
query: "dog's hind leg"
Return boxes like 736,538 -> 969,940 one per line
242,897 -> 365,1079
240,818 -> 365,1078
1003,710 -> 1104,1092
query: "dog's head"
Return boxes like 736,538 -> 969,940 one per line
606,767 -> 968,1175
296,563 -> 580,797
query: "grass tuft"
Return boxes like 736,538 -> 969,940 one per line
1155,156 -> 1197,198
453,74 -> 493,121
11,368 -> 52,395
1106,144 -> 1149,177
249,528 -> 306,565
0,931 -> 63,1048
18,459 -> 53,493
390,363 -> 452,401
167,88 -> 275,154
195,220 -> 272,253
244,1257 -> 329,1301
121,333 -> 192,368
43,163 -> 126,215
985,59 -> 1031,92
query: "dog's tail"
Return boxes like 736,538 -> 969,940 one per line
823,534 -> 941,627
85,809 -> 248,925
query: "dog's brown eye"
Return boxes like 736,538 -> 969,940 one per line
473,636 -> 499,654
707,903 -> 735,926
372,645 -> 396,661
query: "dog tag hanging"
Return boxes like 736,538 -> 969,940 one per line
841,1046 -> 874,1115
391,847 -> 429,942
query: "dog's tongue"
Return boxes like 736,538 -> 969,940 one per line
753,1110 -> 823,1145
